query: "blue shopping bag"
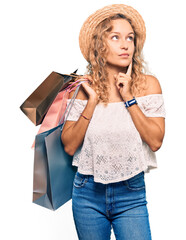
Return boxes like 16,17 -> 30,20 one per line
33,84 -> 80,210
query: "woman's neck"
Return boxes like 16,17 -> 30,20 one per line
103,64 -> 128,102
105,64 -> 128,86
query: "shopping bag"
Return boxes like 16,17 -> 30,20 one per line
33,84 -> 81,210
31,77 -> 84,148
33,124 -> 77,210
31,90 -> 69,148
20,69 -> 78,125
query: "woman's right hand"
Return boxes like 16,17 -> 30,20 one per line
79,75 -> 99,103
62,74 -> 99,156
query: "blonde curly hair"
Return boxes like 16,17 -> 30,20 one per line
80,14 -> 151,105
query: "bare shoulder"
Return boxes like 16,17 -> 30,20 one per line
144,74 -> 162,95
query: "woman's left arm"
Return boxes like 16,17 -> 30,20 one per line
123,75 -> 165,152
115,62 -> 165,152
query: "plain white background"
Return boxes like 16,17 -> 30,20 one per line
1,0 -> 186,239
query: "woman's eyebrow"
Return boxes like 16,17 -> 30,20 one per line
110,31 -> 135,35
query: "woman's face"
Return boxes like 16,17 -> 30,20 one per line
105,19 -> 135,69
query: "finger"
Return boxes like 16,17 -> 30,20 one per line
86,74 -> 93,79
75,79 -> 88,85
118,72 -> 130,79
126,61 -> 132,76
82,76 -> 90,81
84,74 -> 90,79
114,74 -> 118,80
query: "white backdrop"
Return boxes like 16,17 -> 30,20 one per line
1,0 -> 186,239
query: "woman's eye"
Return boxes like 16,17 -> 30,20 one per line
128,36 -> 134,41
112,35 -> 119,40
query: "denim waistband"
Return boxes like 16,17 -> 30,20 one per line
75,171 -> 145,185
76,171 -> 94,179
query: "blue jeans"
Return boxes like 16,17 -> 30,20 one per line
72,171 -> 152,240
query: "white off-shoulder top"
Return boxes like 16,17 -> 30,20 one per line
65,94 -> 166,184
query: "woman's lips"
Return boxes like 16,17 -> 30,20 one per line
119,54 -> 129,58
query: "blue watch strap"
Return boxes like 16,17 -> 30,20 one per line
124,97 -> 137,108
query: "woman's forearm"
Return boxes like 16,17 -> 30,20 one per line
61,98 -> 97,156
125,96 -> 164,152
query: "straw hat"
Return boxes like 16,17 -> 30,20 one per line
79,4 -> 146,62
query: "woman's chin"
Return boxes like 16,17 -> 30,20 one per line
108,60 -> 131,67
106,62 -> 129,69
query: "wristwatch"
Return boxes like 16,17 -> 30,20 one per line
124,97 -> 138,108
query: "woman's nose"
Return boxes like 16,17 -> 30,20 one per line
120,40 -> 128,49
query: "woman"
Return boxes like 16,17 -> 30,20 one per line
61,4 -> 166,240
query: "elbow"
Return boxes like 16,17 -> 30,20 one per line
64,145 -> 75,156
148,131 -> 165,152
61,134 -> 75,156
62,140 -> 75,156
150,145 -> 160,152
150,140 -> 163,152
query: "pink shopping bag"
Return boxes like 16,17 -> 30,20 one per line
32,78 -> 87,148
